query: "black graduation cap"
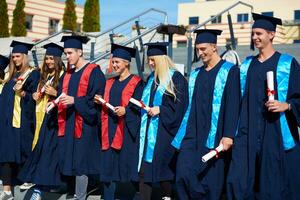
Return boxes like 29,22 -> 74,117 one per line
252,13 -> 282,32
111,44 -> 136,62
0,55 -> 9,71
10,40 -> 34,54
43,42 -> 64,57
194,29 -> 222,44
144,42 -> 169,57
60,35 -> 90,49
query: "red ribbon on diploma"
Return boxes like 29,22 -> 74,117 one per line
267,88 -> 276,97
139,100 -> 147,109
211,149 -> 219,159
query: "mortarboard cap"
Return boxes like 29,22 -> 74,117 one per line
0,55 -> 9,71
252,13 -> 282,32
111,44 -> 136,62
194,29 -> 222,44
144,42 -> 168,57
10,40 -> 34,54
43,42 -> 64,57
60,35 -> 90,49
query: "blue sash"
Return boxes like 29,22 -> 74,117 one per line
240,54 -> 295,150
171,68 -> 200,149
171,62 -> 234,150
206,62 -> 234,148
138,69 -> 175,171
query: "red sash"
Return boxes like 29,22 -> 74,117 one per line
101,75 -> 141,150
58,63 -> 98,138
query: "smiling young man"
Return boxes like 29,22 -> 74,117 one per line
227,13 -> 300,200
173,29 -> 240,200
57,35 -> 106,200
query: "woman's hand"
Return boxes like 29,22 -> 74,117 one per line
147,106 -> 160,117
32,92 -> 41,101
45,85 -> 57,97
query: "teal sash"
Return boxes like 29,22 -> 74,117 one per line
240,54 -> 295,150
171,68 -> 200,149
138,69 -> 176,171
171,61 -> 234,149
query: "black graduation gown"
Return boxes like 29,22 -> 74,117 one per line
0,70 -> 40,164
227,52 -> 300,200
57,64 -> 105,176
176,60 -> 240,200
141,71 -> 188,183
100,75 -> 143,182
18,75 -> 64,186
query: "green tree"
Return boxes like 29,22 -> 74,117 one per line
82,0 -> 100,32
0,0 -> 10,37
63,0 -> 77,31
11,0 -> 26,36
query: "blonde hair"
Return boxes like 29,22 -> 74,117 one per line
149,55 -> 177,100
0,54 -> 30,84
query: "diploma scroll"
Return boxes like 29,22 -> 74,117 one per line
202,144 -> 224,163
95,96 -> 115,111
13,69 -> 33,91
40,76 -> 54,94
267,71 -> 275,101
129,98 -> 150,111
46,93 -> 64,113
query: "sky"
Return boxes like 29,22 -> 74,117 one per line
75,0 -> 193,31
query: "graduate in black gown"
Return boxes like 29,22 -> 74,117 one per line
0,55 -> 10,94
94,44 -> 143,200
174,29 -> 240,200
0,41 -> 39,200
18,43 -> 65,200
56,35 -> 105,200
138,42 -> 188,200
227,13 -> 300,200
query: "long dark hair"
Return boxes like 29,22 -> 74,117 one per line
39,56 -> 64,91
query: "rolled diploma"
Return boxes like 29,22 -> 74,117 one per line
129,98 -> 150,111
40,76 -> 54,94
13,69 -> 33,90
46,93 -> 64,113
96,96 -> 115,111
267,71 -> 275,101
202,144 -> 224,163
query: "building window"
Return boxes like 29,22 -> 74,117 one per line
295,10 -> 300,21
262,12 -> 273,17
49,19 -> 60,35
76,23 -> 81,32
237,13 -> 249,23
26,14 -> 33,31
189,17 -> 199,25
211,15 -> 222,24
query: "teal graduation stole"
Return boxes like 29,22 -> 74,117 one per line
171,68 -> 200,149
171,61 -> 234,150
138,69 -> 176,171
240,54 -> 295,150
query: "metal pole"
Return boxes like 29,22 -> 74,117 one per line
227,13 -> 237,49
186,33 -> 193,77
134,46 -> 144,80
90,42 -> 95,61
135,21 -> 144,52
168,33 -> 173,59
31,49 -> 39,68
